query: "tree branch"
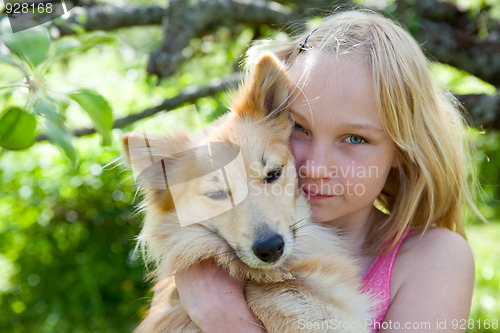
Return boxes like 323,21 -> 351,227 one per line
148,0 -> 355,78
56,0 -> 352,35
55,0 -> 500,87
416,19 -> 500,88
34,71 -> 498,144
56,4 -> 166,35
55,0 -> 350,78
147,0 -> 297,79
50,0 -> 499,130
457,94 -> 500,129
396,0 -> 500,87
35,73 -> 243,142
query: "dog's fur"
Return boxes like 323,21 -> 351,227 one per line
123,54 -> 372,333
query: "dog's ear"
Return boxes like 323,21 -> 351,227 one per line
122,131 -> 191,191
231,53 -> 289,121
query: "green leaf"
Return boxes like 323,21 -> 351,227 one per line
0,52 -> 24,69
54,33 -> 115,59
75,12 -> 89,26
69,89 -> 113,146
34,99 -> 64,124
34,99 -> 77,165
0,107 -> 37,150
1,26 -> 50,68
66,23 -> 86,35
79,33 -> 116,53
43,119 -> 78,166
54,37 -> 82,58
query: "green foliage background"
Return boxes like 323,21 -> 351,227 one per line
0,3 -> 499,333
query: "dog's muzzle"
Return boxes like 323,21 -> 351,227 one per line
252,233 -> 285,263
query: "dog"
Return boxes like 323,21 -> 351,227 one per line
123,53 -> 373,333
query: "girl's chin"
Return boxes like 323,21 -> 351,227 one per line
309,205 -> 337,223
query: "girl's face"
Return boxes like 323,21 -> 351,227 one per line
289,51 -> 397,227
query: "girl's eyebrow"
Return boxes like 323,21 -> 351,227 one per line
291,109 -> 383,133
290,110 -> 311,127
341,123 -> 384,132
290,108 -> 383,133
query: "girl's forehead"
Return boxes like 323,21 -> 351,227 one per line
288,52 -> 372,98
288,51 -> 369,86
287,51 -> 382,131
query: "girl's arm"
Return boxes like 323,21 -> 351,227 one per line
381,228 -> 475,333
175,261 -> 266,333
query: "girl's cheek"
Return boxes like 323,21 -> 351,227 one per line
290,138 -> 305,168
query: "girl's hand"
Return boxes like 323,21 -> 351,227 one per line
175,261 -> 265,333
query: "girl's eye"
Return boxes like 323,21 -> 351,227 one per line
293,123 -> 309,134
345,135 -> 366,145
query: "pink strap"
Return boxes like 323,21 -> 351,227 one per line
361,229 -> 411,330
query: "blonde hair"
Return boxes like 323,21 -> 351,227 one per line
246,10 -> 482,254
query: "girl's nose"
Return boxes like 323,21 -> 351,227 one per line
297,144 -> 331,180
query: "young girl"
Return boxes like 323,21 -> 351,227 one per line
175,10 -> 478,332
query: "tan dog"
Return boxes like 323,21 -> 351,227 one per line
123,53 -> 372,333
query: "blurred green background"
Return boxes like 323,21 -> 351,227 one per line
0,0 -> 499,332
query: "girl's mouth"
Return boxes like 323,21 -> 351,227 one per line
302,187 -> 334,200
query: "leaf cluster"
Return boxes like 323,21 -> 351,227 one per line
0,21 -> 115,165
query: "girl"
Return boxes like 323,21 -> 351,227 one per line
176,10 -> 478,332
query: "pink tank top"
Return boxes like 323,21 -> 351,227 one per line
361,230 -> 411,331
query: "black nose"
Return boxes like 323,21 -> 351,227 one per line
252,234 -> 284,263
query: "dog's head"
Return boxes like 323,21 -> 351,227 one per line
123,53 -> 300,271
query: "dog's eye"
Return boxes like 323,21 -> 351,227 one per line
205,189 -> 229,200
265,168 -> 282,183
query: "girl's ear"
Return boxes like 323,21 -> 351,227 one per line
231,53 -> 289,120
391,151 -> 400,168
